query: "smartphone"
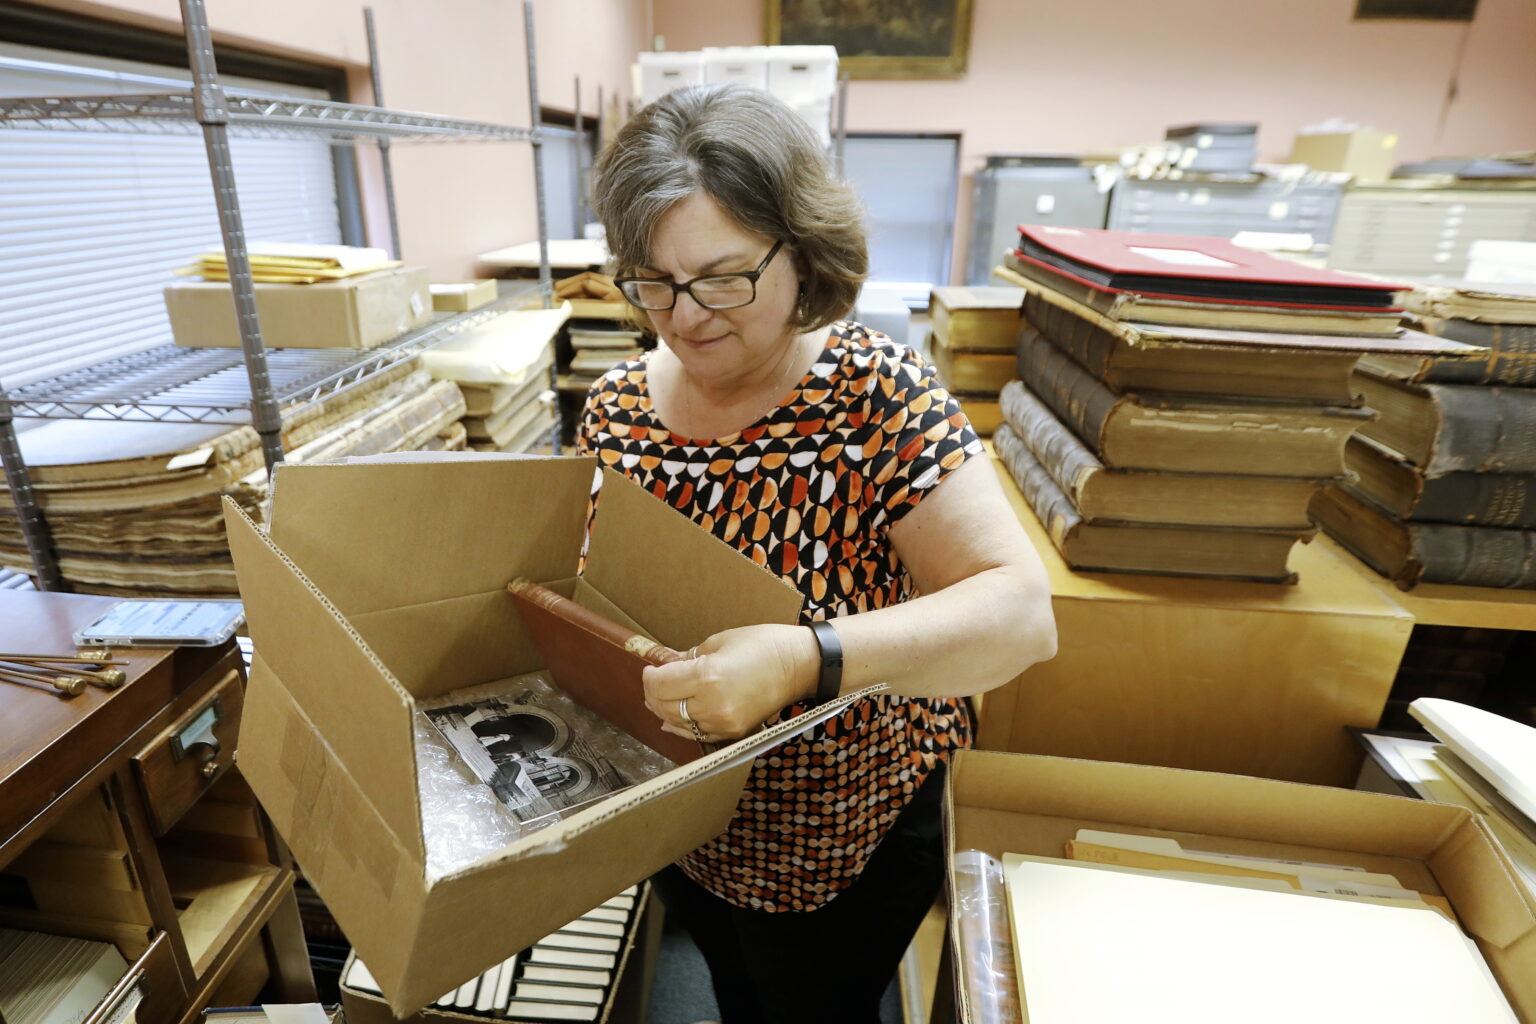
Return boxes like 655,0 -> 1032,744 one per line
73,599 -> 245,648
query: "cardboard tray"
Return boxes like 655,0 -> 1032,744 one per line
943,749 -> 1536,1023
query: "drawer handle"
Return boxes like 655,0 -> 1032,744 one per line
171,694 -> 224,768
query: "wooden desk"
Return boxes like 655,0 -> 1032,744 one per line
984,455 -> 1415,787
1314,533 -> 1536,631
0,591 -> 315,1024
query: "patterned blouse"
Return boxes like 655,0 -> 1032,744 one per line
577,321 -> 982,912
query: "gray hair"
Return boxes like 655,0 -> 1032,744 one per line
592,83 -> 867,331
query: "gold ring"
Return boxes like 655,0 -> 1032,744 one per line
689,719 -> 707,744
678,698 -> 694,726
687,646 -> 700,659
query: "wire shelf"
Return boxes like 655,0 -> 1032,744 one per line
1,282 -> 543,425
0,91 -> 536,144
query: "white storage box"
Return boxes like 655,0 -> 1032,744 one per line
766,46 -> 839,107
636,51 -> 704,105
703,46 -> 769,90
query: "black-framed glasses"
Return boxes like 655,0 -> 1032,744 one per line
614,241 -> 784,311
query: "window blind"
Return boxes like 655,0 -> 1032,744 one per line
0,42 -> 344,391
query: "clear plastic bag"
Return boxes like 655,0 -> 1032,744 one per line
415,670 -> 676,881
951,849 -> 1023,1024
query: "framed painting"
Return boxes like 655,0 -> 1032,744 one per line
765,0 -> 975,79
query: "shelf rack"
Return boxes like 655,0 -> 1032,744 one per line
0,0 -> 556,591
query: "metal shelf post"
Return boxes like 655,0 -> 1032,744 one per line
0,389 -> 64,590
181,0 -> 285,472
364,6 -> 403,260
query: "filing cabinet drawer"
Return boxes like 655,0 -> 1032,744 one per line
133,670 -> 244,835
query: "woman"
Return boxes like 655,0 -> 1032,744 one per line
579,83 -> 1055,1024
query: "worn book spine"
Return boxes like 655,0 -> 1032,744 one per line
999,379 -> 1101,501
1423,382 -> 1536,476
1014,325 -> 1123,455
1424,318 -> 1536,386
507,578 -> 681,665
993,423 -> 1081,546
1022,292 -> 1118,381
1411,520 -> 1536,589
1414,472 -> 1536,529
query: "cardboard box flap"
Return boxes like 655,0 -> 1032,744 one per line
224,499 -> 424,860
585,466 -> 805,646
265,456 -> 596,697
950,752 -> 1466,859
1431,817 -> 1536,950
240,654 -> 429,986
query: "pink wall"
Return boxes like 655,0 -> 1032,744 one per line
653,0 -> 1536,282
31,0 -> 647,278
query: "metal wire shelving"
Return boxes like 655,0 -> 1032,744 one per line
0,0 -> 556,591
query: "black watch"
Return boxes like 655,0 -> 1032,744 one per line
808,621 -> 843,706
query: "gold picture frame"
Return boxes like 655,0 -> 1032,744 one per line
765,0 -> 974,80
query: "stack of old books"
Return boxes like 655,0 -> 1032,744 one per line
0,361 -> 465,597
993,225 -> 1468,583
422,306 -> 571,454
567,324 -> 645,388
926,287 -> 1022,436
1313,281 -> 1536,590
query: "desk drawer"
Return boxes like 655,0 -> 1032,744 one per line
88,930 -> 183,1024
133,671 -> 244,835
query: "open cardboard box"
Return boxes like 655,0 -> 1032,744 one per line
223,454 -> 875,1014
944,749 -> 1536,1023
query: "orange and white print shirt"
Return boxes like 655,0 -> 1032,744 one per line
577,321 -> 981,912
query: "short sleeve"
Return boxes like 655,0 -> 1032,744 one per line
575,379 -> 606,456
862,344 -> 984,528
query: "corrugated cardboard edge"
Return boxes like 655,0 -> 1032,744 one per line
223,496 -> 424,860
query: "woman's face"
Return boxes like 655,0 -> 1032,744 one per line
638,191 -> 802,388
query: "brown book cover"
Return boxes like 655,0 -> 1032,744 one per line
999,380 -> 1318,530
1345,435 -> 1536,528
994,423 -> 1301,582
929,286 -> 1024,352
1015,325 -> 1368,477
1353,369 -> 1536,477
930,341 -> 1015,393
1311,485 -> 1536,590
507,578 -> 705,765
1022,291 -> 1362,405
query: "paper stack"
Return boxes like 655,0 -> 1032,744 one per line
0,928 -> 132,1024
421,306 -> 570,454
995,830 -> 1519,1022
343,886 -> 642,1022
177,242 -> 397,284
0,361 -> 466,596
567,324 -> 645,388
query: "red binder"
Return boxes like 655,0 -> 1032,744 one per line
1015,225 -> 1406,312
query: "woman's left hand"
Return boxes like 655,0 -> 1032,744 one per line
643,623 -> 819,742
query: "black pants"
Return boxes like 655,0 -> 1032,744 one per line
652,764 -> 948,1024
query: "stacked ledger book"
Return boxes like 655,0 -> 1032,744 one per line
0,360 -> 466,596
1314,281 -> 1536,589
342,886 -> 643,1022
422,306 -> 572,455
926,286 -> 1023,436
994,225 -> 1472,583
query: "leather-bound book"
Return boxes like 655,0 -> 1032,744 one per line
507,578 -> 704,765
1311,485 -> 1536,590
1015,325 -> 1370,477
994,423 -> 1303,583
1353,369 -> 1536,476
1345,435 -> 1536,529
1000,380 -> 1318,530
